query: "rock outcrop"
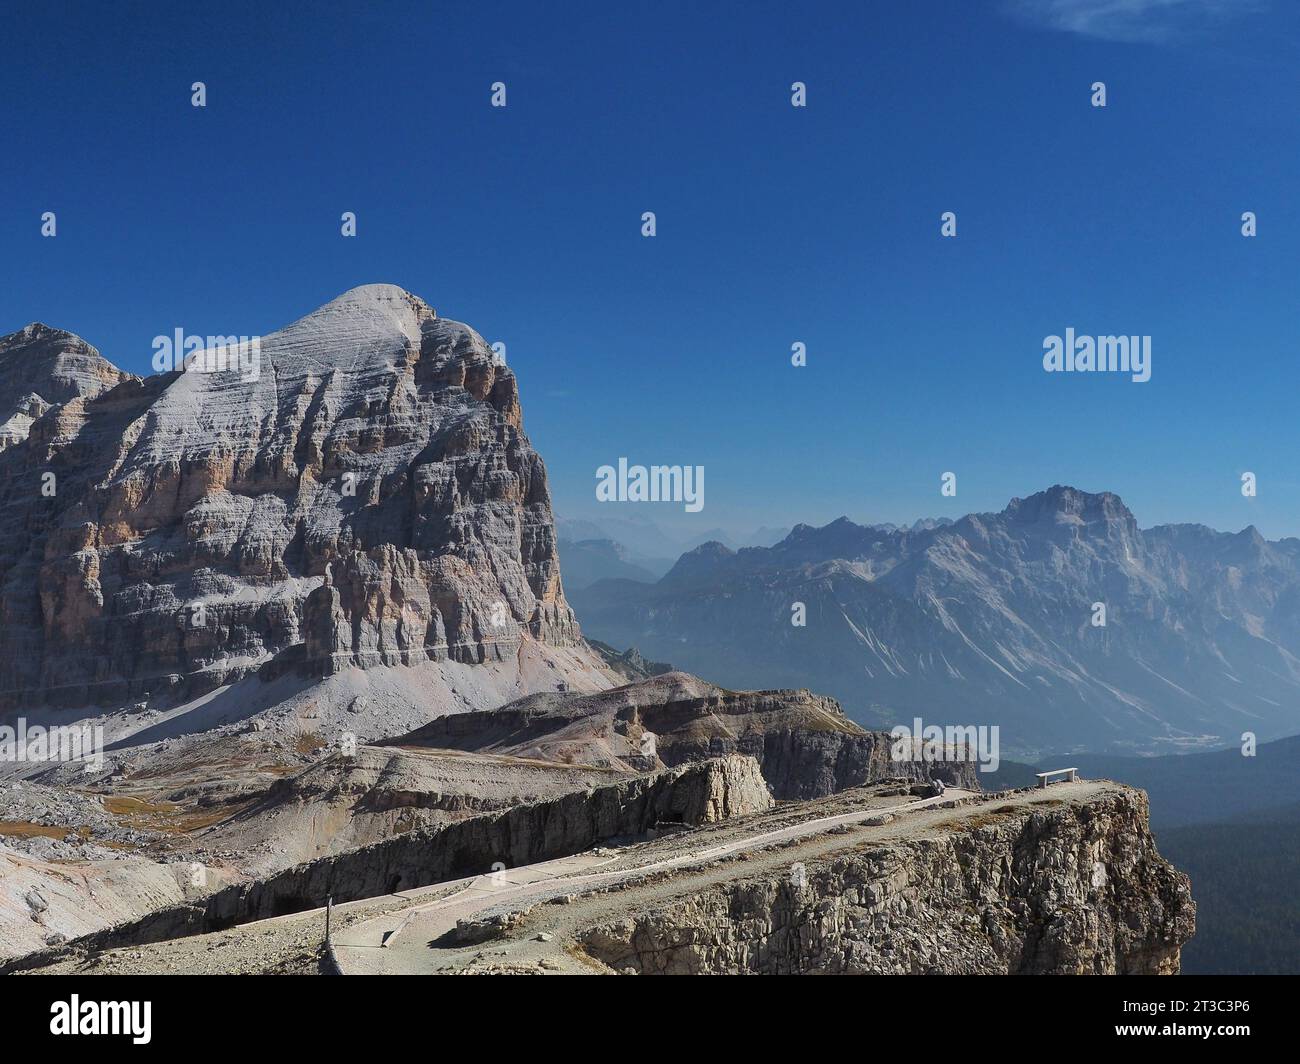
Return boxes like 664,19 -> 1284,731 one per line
386,672 -> 980,798
0,286 -> 595,710
588,640 -> 674,682
578,787 -> 1194,974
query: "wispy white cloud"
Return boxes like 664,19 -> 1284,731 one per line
1002,0 -> 1266,44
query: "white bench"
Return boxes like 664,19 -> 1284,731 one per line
1036,767 -> 1078,788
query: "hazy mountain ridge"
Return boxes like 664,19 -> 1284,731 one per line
571,485 -> 1300,756
555,537 -> 661,589
555,514 -> 791,583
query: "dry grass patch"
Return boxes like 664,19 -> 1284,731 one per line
0,820 -> 85,841
293,734 -> 328,757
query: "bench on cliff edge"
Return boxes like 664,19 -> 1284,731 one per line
1036,767 -> 1078,788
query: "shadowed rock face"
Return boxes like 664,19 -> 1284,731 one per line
0,286 -> 583,709
385,672 -> 981,798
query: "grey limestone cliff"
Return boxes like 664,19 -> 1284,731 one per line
0,286 -> 591,709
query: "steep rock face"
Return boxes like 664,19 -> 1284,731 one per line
578,788 -> 1194,974
386,672 -> 980,798
571,485 -> 1300,755
0,286 -> 585,709
645,687 -> 979,798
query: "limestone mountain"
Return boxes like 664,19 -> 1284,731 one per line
571,486 -> 1300,757
0,285 -> 604,712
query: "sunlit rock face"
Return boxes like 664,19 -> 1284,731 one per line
0,285 -> 585,709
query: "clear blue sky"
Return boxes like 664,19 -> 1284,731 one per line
3,1 -> 1298,539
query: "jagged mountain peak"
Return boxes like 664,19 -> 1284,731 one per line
1,321 -> 84,349
0,320 -> 133,453
784,516 -> 873,543
0,320 -> 111,364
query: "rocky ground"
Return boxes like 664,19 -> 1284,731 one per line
0,668 -> 983,963
335,778 -> 1192,976
17,777 -> 1194,976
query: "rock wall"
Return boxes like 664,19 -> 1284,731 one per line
652,699 -> 982,799
1,755 -> 771,970
578,788 -> 1194,974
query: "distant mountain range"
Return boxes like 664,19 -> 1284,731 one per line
556,515 -> 791,587
570,486 -> 1300,758
555,538 -> 663,589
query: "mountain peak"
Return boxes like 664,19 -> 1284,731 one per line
0,287 -> 584,708
237,284 -> 464,383
1232,525 -> 1268,553
11,321 -> 56,340
687,540 -> 735,559
1003,485 -> 1134,525
322,283 -> 432,312
286,283 -> 440,335
0,321 -> 129,423
661,540 -> 736,586
1,321 -> 91,353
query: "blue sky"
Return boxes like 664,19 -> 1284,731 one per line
3,0 -> 1299,540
